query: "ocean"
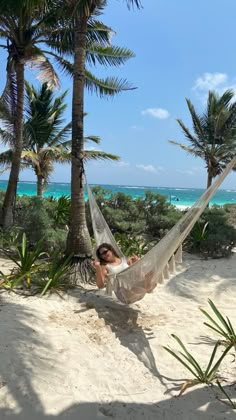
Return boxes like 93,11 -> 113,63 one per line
0,180 -> 236,208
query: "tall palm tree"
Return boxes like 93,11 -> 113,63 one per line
0,0 -> 60,228
0,82 -> 120,197
0,0 -> 134,228
48,0 -> 141,280
170,90 -> 236,188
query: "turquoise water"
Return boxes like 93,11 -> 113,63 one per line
0,180 -> 236,207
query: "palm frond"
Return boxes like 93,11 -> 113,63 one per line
168,140 -> 202,158
48,122 -> 72,147
84,135 -> 101,144
0,149 -> 13,166
21,150 -> 39,167
86,44 -> 134,67
87,19 -> 112,45
83,150 -> 120,161
0,128 -> 14,147
28,50 -> 60,88
85,71 -> 135,96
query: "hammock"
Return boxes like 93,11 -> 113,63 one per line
88,156 -> 236,304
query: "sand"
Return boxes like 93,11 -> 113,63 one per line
0,253 -> 236,419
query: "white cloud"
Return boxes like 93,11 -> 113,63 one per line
193,72 -> 236,103
193,72 -> 228,92
136,164 -> 157,173
141,107 -> 170,119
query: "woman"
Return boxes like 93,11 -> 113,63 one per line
93,243 -> 139,289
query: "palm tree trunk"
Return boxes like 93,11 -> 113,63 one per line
2,62 -> 24,229
207,161 -> 213,189
207,172 -> 213,189
66,14 -> 93,265
37,175 -> 44,197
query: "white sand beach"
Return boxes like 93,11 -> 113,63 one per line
0,253 -> 236,420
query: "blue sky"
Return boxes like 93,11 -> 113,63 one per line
0,0 -> 236,189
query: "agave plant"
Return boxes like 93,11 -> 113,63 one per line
163,334 -> 233,395
39,254 -> 72,296
200,299 -> 236,347
0,232 -> 46,288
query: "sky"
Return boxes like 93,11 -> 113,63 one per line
0,0 -> 236,189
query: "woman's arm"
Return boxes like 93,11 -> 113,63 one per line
93,261 -> 108,288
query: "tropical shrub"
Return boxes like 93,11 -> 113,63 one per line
52,195 -> 71,227
86,187 -> 181,240
223,204 -> 236,228
186,207 -> 236,258
114,233 -> 148,257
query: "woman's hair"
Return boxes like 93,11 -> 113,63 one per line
96,242 -> 119,264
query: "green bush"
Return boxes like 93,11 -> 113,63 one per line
114,233 -> 148,257
186,207 -> 236,258
87,187 -> 182,240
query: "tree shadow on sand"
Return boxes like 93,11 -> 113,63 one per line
69,288 -> 165,382
0,384 -> 235,419
0,292 -> 53,416
0,291 -> 235,420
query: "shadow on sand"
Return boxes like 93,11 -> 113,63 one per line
0,290 -> 235,419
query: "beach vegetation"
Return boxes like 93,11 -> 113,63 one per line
187,206 -> 236,257
37,253 -> 72,296
0,232 -> 46,288
200,299 -> 236,347
163,334 -> 233,395
164,301 -> 236,407
86,187 -> 182,240
52,195 -> 71,227
169,90 -> 236,189
223,203 -> 236,228
113,233 -> 148,257
188,221 -> 209,253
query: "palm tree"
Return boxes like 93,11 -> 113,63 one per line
48,0 -> 141,280
0,0 -> 134,228
170,90 -> 236,188
0,82 -> 120,197
0,0 -> 60,228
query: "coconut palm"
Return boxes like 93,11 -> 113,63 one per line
0,82 -> 120,197
170,90 -> 236,188
0,0 -> 135,228
0,0 -> 61,227
47,0 -> 141,279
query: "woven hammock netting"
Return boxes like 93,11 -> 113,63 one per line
88,156 -> 236,304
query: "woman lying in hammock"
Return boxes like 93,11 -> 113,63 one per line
93,243 -> 139,289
